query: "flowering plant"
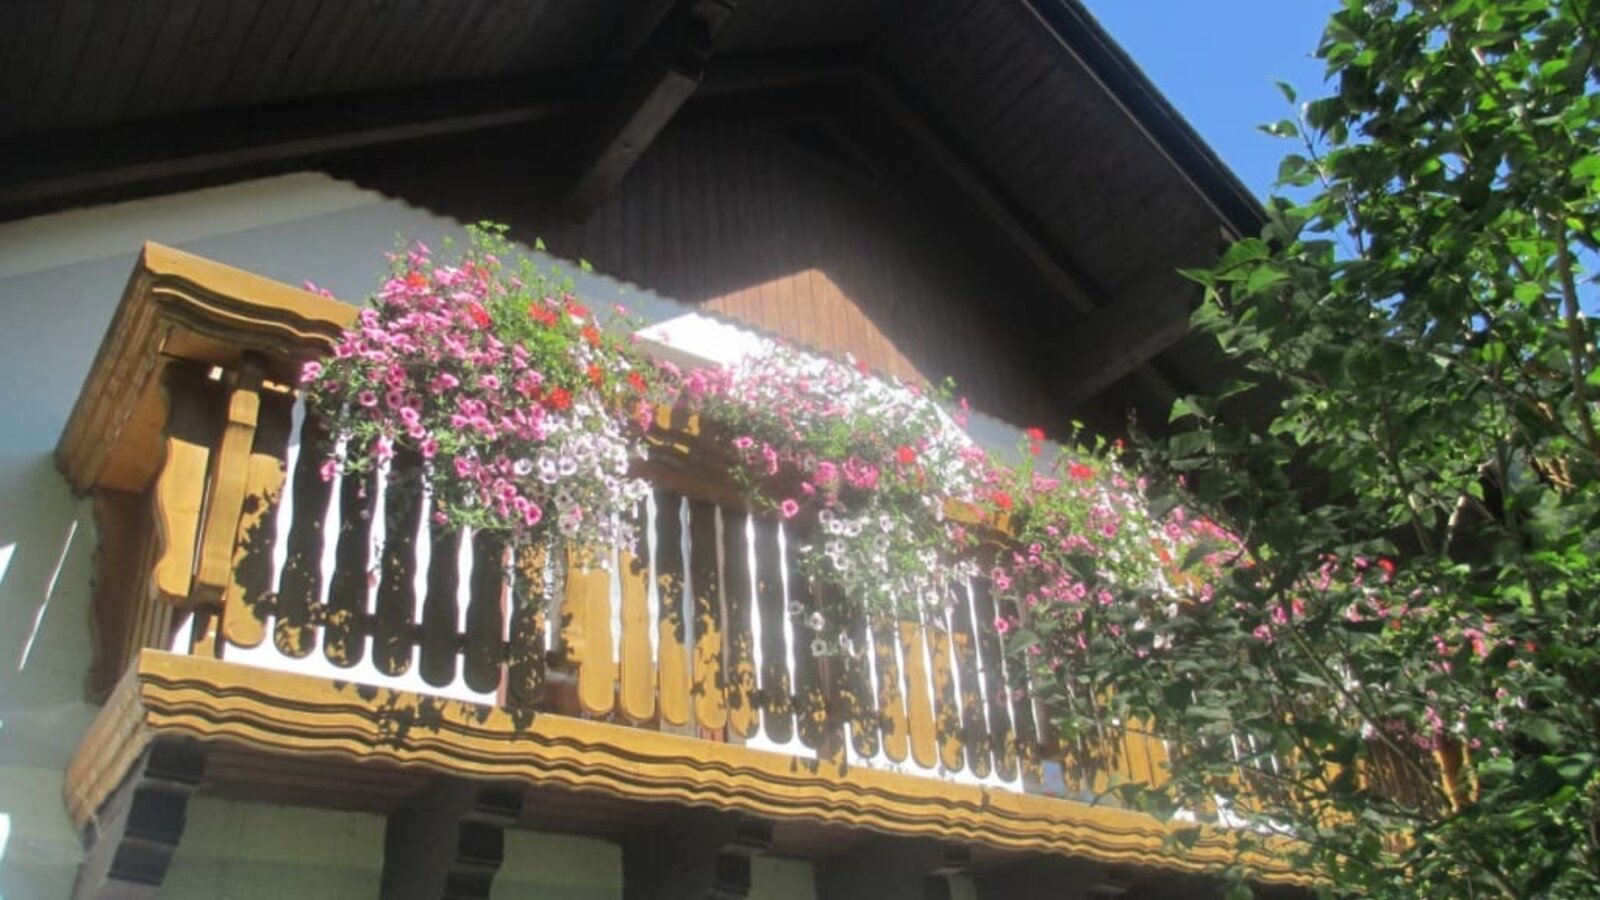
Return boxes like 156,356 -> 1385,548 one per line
303,225 -> 673,549
690,342 -> 992,650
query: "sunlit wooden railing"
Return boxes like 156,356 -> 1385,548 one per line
145,358 -> 1178,795
66,243 -> 1441,827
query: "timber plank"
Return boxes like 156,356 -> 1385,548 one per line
689,500 -> 728,731
373,448 -> 422,676
654,490 -> 691,727
722,510 -> 761,739
873,618 -> 910,763
950,584 -> 992,778
324,461 -> 375,668
568,547 -> 616,718
927,608 -> 966,773
463,532 -> 507,694
900,620 -> 938,770
752,516 -> 792,743
419,523 -> 463,688
507,542 -> 549,713
220,388 -> 293,650
274,410 -> 333,658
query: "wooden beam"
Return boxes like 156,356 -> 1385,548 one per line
857,72 -> 1183,412
560,0 -> 737,216
622,809 -> 773,900
0,47 -> 861,221
380,778 -> 525,900
71,738 -> 206,900
816,839 -> 973,900
1050,270 -> 1201,409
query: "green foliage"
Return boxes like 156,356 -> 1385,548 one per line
1082,1 -> 1600,895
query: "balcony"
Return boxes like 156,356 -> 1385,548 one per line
59,243 -> 1315,896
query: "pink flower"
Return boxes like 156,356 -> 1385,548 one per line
358,390 -> 379,408
994,617 -> 1012,635
780,498 -> 800,519
419,437 -> 439,459
319,458 -> 338,483
300,360 -> 323,384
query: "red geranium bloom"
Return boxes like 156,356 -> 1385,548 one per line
405,271 -> 428,289
1377,558 -> 1396,576
547,387 -> 572,410
465,300 -> 491,328
567,300 -> 591,319
992,490 -> 1014,511
895,445 -> 917,465
581,325 -> 602,345
1068,462 -> 1094,482
627,371 -> 648,393
587,364 -> 605,386
1025,427 -> 1045,442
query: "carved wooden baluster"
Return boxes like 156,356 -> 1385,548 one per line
786,538 -> 832,755
324,449 -> 376,668
949,582 -> 992,778
274,408 -> 333,658
506,541 -> 549,712
373,447 -> 423,676
463,531 -> 507,694
899,618 -> 938,770
618,507 -> 655,722
872,617 -> 910,764
191,356 -> 264,622
721,509 -> 760,739
751,516 -> 792,743
151,364 -> 218,611
927,602 -> 966,773
418,522 -> 462,687
970,577 -> 1018,781
838,582 -> 876,755
654,490 -> 691,727
567,544 -> 616,717
221,386 -> 293,650
999,596 -> 1044,786
688,500 -> 728,732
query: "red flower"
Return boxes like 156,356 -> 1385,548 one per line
529,304 -> 558,327
895,445 -> 917,465
991,490 -> 1014,511
627,371 -> 647,393
1068,462 -> 1094,482
581,325 -> 602,345
1377,558 -> 1396,576
547,387 -> 572,411
587,364 -> 605,386
567,300 -> 591,319
1025,427 -> 1045,442
405,271 -> 428,289
853,357 -> 869,375
465,301 -> 491,328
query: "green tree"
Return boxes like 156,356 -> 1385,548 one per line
1060,1 -> 1600,895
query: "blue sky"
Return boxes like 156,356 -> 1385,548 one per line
1080,1 -> 1341,199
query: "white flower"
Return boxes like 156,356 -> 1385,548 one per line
807,611 -> 826,631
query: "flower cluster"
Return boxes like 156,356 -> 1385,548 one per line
304,226 -> 674,549
690,343 -> 988,647
985,443 -> 1243,672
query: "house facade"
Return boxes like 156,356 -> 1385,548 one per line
0,2 -> 1296,898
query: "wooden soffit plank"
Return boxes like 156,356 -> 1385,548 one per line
67,649 -> 1311,886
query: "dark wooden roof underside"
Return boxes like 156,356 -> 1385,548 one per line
1,0 -> 1263,426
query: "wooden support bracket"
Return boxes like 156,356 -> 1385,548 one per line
622,809 -> 774,900
71,738 -> 206,900
560,0 -> 738,216
815,839 -> 972,900
380,778 -> 526,900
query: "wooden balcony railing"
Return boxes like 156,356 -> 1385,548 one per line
59,243 -> 1324,886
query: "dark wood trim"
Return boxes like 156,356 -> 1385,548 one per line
560,0 -> 739,217
71,738 -> 206,900
816,839 -> 972,900
622,809 -> 774,900
380,778 -> 526,900
1051,271 -> 1201,408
